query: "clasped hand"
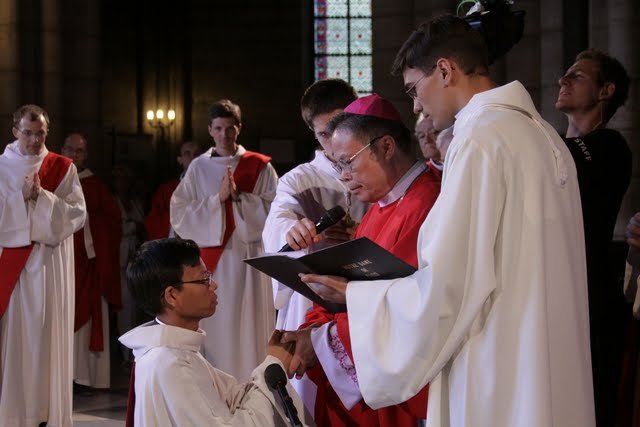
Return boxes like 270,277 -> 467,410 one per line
299,273 -> 348,304
219,166 -> 238,202
22,172 -> 41,201
268,327 -> 317,378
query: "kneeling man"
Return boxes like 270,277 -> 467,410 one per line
120,238 -> 314,426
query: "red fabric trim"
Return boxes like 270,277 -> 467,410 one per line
0,152 -> 72,318
0,245 -> 33,317
73,175 -> 122,352
201,151 -> 270,272
144,178 -> 179,240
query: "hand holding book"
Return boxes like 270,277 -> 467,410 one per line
299,273 -> 347,305
244,237 -> 416,313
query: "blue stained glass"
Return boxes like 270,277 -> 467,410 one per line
349,0 -> 371,17
315,18 -> 348,55
314,0 -> 372,94
350,56 -> 372,93
327,0 -> 348,17
350,18 -> 371,54
314,19 -> 328,54
315,56 -> 328,80
314,0 -> 328,17
325,56 -> 349,80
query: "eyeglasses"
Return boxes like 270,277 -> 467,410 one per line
160,271 -> 214,299
405,65 -> 437,100
405,75 -> 426,100
173,270 -> 214,287
332,135 -> 384,175
16,128 -> 47,139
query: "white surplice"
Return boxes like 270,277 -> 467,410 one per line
346,81 -> 595,427
262,149 -> 369,414
0,142 -> 86,427
119,322 -> 315,426
171,145 -> 278,380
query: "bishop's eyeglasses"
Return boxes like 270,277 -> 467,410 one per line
332,135 -> 385,175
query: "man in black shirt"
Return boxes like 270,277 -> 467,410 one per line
556,48 -> 631,426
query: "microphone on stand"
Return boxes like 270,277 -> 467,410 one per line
264,363 -> 303,427
278,206 -> 346,252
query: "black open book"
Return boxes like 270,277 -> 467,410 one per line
244,237 -> 416,313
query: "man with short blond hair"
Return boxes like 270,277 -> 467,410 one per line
0,104 -> 86,426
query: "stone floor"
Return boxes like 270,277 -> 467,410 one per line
72,363 -> 129,426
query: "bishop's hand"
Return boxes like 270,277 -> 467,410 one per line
299,273 -> 347,304
268,329 -> 296,369
280,326 -> 319,379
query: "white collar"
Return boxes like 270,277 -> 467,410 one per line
377,161 -> 427,207
78,168 -> 94,179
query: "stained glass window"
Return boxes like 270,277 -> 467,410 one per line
314,0 -> 372,94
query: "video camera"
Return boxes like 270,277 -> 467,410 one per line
463,0 -> 526,64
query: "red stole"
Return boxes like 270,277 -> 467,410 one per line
200,151 -> 270,272
0,152 -> 72,317
74,174 -> 122,352
144,178 -> 179,240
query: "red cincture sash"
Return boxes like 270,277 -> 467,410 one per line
200,151 -> 271,272
0,152 -> 72,317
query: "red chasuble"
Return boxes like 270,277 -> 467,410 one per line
200,151 -> 271,272
302,168 -> 441,427
0,152 -> 72,318
144,178 -> 179,240
73,173 -> 122,351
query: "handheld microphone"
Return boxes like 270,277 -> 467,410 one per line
278,205 -> 346,252
264,363 -> 303,427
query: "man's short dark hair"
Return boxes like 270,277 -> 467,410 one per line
300,79 -> 358,129
208,99 -> 241,125
391,14 -> 489,77
326,112 -> 412,155
576,49 -> 630,123
13,104 -> 50,128
127,238 -> 201,316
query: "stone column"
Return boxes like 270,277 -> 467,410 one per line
0,0 -> 19,147
41,0 -> 63,152
606,0 -> 640,236
372,0 -> 457,123
539,0 -> 565,130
